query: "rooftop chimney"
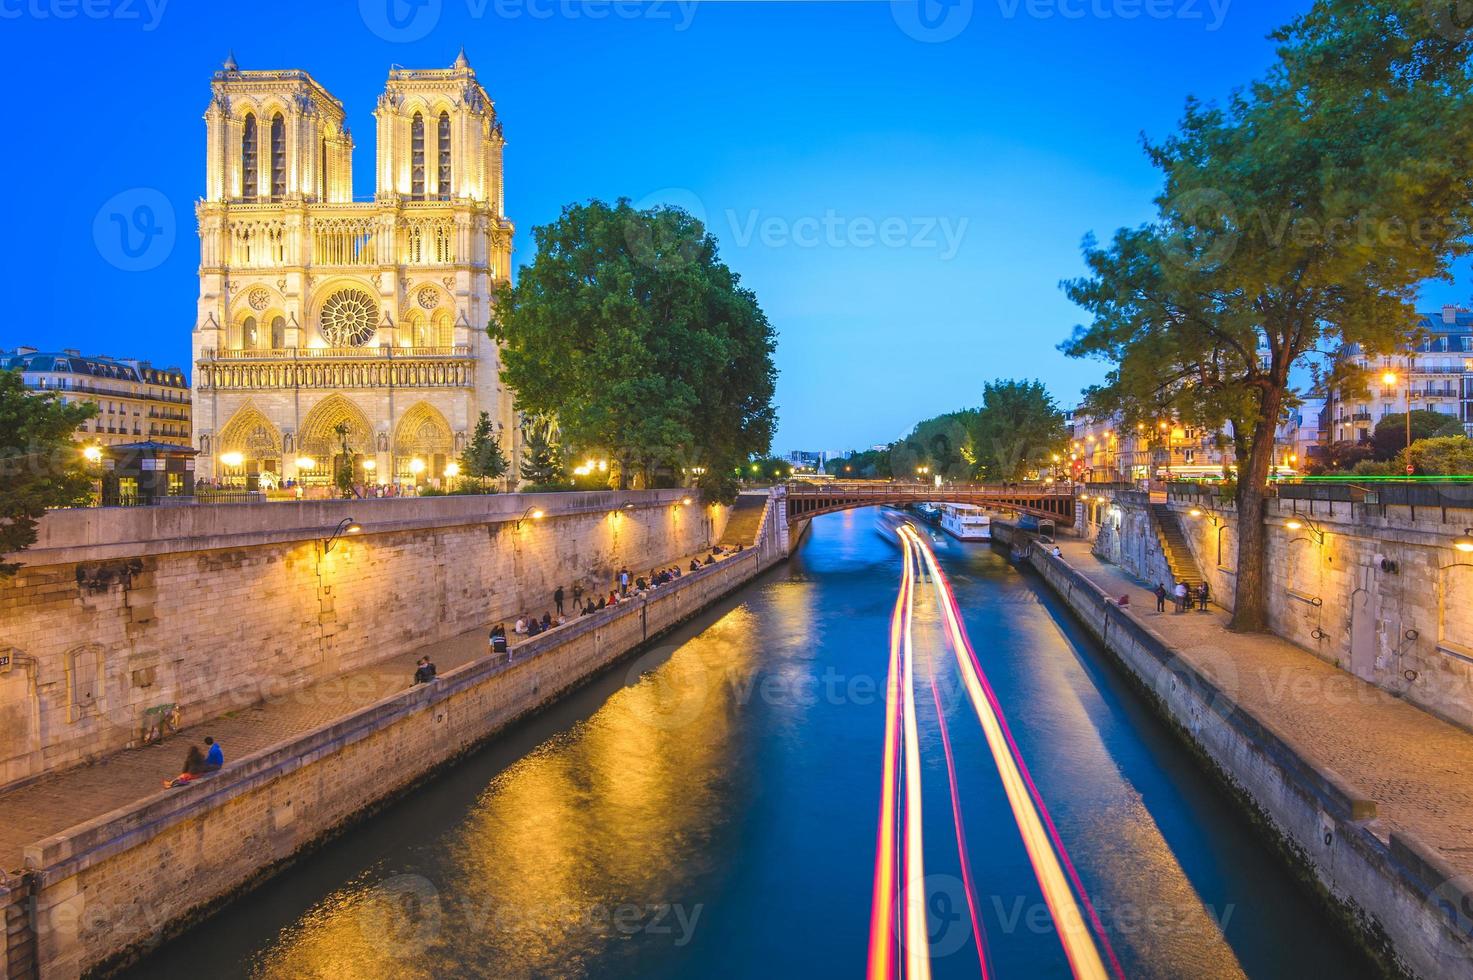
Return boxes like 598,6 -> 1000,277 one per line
62,348 -> 81,357
1444,305 -> 1460,324
15,346 -> 37,356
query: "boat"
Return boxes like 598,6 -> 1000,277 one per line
915,502 -> 941,525
875,507 -> 920,545
937,503 -> 992,542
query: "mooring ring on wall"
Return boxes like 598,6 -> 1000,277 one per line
1404,669 -> 1420,683
1311,628 -> 1330,641
1404,628 -> 1420,641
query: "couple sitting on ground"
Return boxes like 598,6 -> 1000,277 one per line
163,736 -> 223,788
412,656 -> 438,684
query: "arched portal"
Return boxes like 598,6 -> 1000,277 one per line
394,402 -> 453,482
216,403 -> 283,484
299,393 -> 375,465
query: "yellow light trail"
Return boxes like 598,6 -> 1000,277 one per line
899,533 -> 931,980
865,531 -> 907,980
900,526 -> 1110,980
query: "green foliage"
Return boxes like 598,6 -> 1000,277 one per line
969,381 -> 1067,481
519,417 -> 566,487
1399,436 -> 1473,476
891,411 -> 978,482
1351,459 -> 1397,477
332,420 -> 355,498
459,411 -> 508,491
1372,411 -> 1466,460
826,447 -> 892,479
0,369 -> 98,574
491,198 -> 777,489
746,455 -> 791,482
1057,0 -> 1473,629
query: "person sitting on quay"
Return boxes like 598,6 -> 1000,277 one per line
635,576 -> 649,592
608,590 -> 621,606
690,559 -> 702,572
489,624 -> 508,654
541,612 -> 553,631
514,616 -> 529,635
597,596 -> 608,610
413,656 -> 437,685
163,743 -> 210,788
202,736 -> 223,772
583,599 -> 597,616
527,617 -> 542,637
703,555 -> 716,567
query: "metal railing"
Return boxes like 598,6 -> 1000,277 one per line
203,345 -> 470,361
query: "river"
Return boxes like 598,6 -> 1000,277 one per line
126,508 -> 1377,979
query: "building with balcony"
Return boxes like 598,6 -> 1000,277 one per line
1066,407 -> 1306,483
0,347 -> 191,448
1322,306 -> 1473,445
191,51 -> 517,486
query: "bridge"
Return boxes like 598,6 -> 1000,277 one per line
782,482 -> 1078,527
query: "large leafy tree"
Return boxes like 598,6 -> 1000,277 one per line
891,411 -> 978,482
491,199 -> 777,500
970,381 -> 1067,481
1,369 -> 97,574
1061,0 -> 1473,631
1372,410 -> 1465,460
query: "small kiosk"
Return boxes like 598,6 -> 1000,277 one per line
102,441 -> 198,506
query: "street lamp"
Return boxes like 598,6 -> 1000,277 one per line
322,518 -> 362,554
362,459 -> 377,472
1455,529 -> 1473,554
82,445 -> 103,463
444,461 -> 461,479
295,456 -> 315,472
1285,516 -> 1326,544
516,507 -> 545,530
1383,368 -> 1412,476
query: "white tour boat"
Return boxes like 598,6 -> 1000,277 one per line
938,503 -> 992,542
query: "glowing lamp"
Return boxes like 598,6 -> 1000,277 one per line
362,459 -> 377,472
294,456 -> 315,470
220,451 -> 244,468
82,446 -> 102,463
1455,529 -> 1473,554
409,459 -> 426,475
1381,371 -> 1398,386
444,462 -> 461,478
1286,520 -> 1304,531
1190,508 -> 1203,517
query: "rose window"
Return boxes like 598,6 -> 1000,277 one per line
320,289 -> 378,347
247,286 -> 271,311
417,286 -> 440,310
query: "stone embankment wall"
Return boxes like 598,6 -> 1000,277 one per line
9,494 -> 783,980
0,491 -> 729,790
996,521 -> 1473,980
1089,492 -> 1473,731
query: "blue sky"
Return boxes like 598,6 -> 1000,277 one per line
3,0 -> 1469,452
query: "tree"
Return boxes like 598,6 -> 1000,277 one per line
970,381 -> 1066,481
1061,0 -> 1473,631
747,455 -> 791,482
829,447 -> 893,479
0,369 -> 97,574
491,199 -> 777,498
891,411 -> 979,482
332,420 -> 355,498
519,416 -> 566,488
459,412 -> 508,491
1372,410 -> 1466,460
1400,436 -> 1473,475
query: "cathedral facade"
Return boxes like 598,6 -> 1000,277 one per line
191,51 -> 516,486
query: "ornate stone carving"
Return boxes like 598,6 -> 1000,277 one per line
417,286 -> 440,310
320,288 -> 378,348
247,286 -> 271,311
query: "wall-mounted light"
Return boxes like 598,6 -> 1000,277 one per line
681,497 -> 692,506
362,459 -> 377,472
1285,516 -> 1326,544
517,507 -> 545,530
295,456 -> 315,471
1455,529 -> 1473,554
220,451 -> 244,468
322,517 -> 362,554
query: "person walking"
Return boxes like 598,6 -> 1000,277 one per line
619,568 -> 631,597
1174,582 -> 1188,614
1198,581 -> 1210,612
1154,583 -> 1167,613
554,585 -> 565,617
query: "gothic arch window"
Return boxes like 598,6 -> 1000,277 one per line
270,315 -> 286,349
241,114 -> 258,200
242,316 -> 258,350
437,111 -> 452,201
411,113 -> 426,201
270,113 -> 286,199
319,287 -> 378,348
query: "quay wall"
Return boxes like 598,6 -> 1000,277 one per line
0,491 -> 729,790
1087,492 -> 1473,731
15,498 -> 784,979
996,521 -> 1473,980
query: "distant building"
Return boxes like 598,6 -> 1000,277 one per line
1322,306 -> 1473,444
1,347 -> 191,448
1067,406 -> 1303,483
786,450 -> 827,473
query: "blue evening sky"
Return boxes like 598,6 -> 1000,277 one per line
2,0 -> 1468,452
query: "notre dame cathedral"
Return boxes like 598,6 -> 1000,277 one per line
191,50 -> 517,486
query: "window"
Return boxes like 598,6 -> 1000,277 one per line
320,138 -> 328,199
243,316 -> 258,349
271,316 -> 286,349
241,115 -> 258,200
270,114 -> 286,199
411,113 -> 425,200
437,111 -> 452,200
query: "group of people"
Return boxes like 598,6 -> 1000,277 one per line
163,736 -> 224,788
1155,580 -> 1210,613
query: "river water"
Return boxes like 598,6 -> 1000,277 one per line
128,508 -> 1377,979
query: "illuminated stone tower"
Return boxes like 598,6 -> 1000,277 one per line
192,50 -> 516,486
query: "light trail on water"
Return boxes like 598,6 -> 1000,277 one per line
866,529 -> 909,980
899,534 -> 932,980
895,524 -> 1122,980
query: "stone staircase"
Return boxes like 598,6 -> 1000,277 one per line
719,493 -> 768,549
1150,503 -> 1204,589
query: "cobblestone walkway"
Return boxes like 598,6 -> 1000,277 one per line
0,548 -> 734,875
1050,537 -> 1473,876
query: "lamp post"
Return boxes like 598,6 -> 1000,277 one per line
322,518 -> 362,554
1382,368 -> 1413,478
